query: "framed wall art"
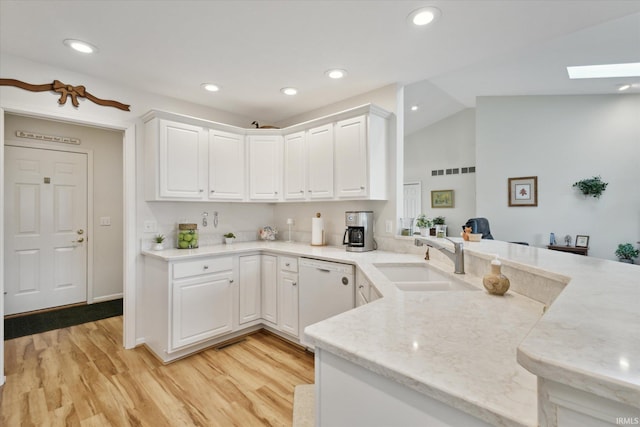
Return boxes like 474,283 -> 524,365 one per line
575,235 -> 590,248
431,189 -> 454,208
508,176 -> 538,207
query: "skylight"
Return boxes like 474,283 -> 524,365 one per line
567,62 -> 640,79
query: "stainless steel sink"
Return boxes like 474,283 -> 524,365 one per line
373,263 -> 479,292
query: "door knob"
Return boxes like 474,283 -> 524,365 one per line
72,237 -> 85,243
77,229 -> 84,235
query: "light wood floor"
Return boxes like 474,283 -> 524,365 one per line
0,316 -> 315,426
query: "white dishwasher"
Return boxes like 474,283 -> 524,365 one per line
299,258 -> 355,349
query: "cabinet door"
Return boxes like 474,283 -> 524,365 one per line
283,131 -> 306,200
248,135 -> 283,200
335,115 -> 367,198
279,271 -> 299,337
208,129 -> 245,200
239,255 -> 261,324
172,273 -> 233,349
307,123 -> 334,199
159,120 -> 207,199
261,255 -> 278,324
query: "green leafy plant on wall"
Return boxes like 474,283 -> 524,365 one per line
572,176 -> 608,199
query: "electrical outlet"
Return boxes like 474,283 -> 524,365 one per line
143,220 -> 157,233
385,220 -> 393,233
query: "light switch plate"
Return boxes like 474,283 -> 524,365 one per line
385,220 -> 393,233
100,216 -> 111,226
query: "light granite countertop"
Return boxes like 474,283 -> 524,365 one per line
142,237 -> 640,426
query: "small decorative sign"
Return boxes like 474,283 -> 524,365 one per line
575,235 -> 590,248
508,176 -> 538,207
17,130 -> 80,145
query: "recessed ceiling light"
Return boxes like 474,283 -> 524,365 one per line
567,62 -> 640,79
201,83 -> 221,92
408,7 -> 441,26
326,69 -> 347,79
281,87 -> 298,96
411,105 -> 419,111
618,84 -> 631,91
63,39 -> 98,54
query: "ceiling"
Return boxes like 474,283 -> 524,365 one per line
1,1 -> 639,135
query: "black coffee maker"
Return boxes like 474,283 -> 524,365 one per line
343,211 -> 375,252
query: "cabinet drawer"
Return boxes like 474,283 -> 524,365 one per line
173,257 -> 233,279
279,256 -> 298,273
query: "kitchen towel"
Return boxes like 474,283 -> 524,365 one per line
311,213 -> 324,246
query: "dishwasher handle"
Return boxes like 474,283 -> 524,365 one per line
317,268 -> 331,273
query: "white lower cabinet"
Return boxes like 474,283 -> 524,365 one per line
171,257 -> 235,351
239,255 -> 261,324
261,255 -> 278,325
172,272 -> 234,349
143,253 -> 305,362
278,256 -> 299,337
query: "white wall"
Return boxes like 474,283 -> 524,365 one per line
273,84 -> 400,245
404,109 -> 476,235
476,95 -> 640,260
4,114 -> 124,301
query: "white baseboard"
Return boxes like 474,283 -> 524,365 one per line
90,293 -> 124,304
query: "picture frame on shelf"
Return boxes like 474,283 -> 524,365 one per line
575,235 -> 590,248
508,176 -> 538,207
431,189 -> 454,208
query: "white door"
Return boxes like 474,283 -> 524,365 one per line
261,255 -> 278,324
279,271 -> 299,337
4,146 -> 88,315
403,182 -> 422,218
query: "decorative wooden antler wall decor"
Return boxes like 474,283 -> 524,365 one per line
0,78 -> 130,111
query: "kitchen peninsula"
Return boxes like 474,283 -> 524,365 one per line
142,237 -> 640,426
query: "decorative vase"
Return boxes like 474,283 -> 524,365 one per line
420,228 -> 428,237
225,237 -> 234,244
483,257 -> 510,295
153,243 -> 164,251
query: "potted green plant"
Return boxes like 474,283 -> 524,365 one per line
615,243 -> 639,264
432,216 -> 446,237
224,232 -> 236,244
415,214 -> 432,236
153,234 -> 165,251
572,176 -> 608,199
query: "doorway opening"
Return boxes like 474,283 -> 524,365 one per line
3,113 -> 124,333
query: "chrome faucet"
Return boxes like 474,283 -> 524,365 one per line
415,237 -> 465,274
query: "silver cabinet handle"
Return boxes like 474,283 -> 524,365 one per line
210,190 -> 215,193
360,186 -> 365,190
359,285 -> 364,289
300,190 -> 304,193
229,279 -> 234,283
292,282 -> 297,286
285,263 -> 291,267
203,265 -> 209,270
199,189 -> 204,192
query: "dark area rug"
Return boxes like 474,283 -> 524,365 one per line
4,298 -> 123,340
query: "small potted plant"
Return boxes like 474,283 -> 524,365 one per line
153,234 -> 165,251
432,216 -> 446,237
573,176 -> 608,199
415,214 -> 432,236
615,243 -> 639,264
224,232 -> 236,244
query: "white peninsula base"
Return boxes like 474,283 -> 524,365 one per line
315,349 -> 492,427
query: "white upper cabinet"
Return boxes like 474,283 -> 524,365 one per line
248,135 -> 283,201
143,105 -> 389,202
208,129 -> 245,201
335,114 -> 388,200
283,131 -> 306,200
307,123 -> 334,199
145,118 -> 207,200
